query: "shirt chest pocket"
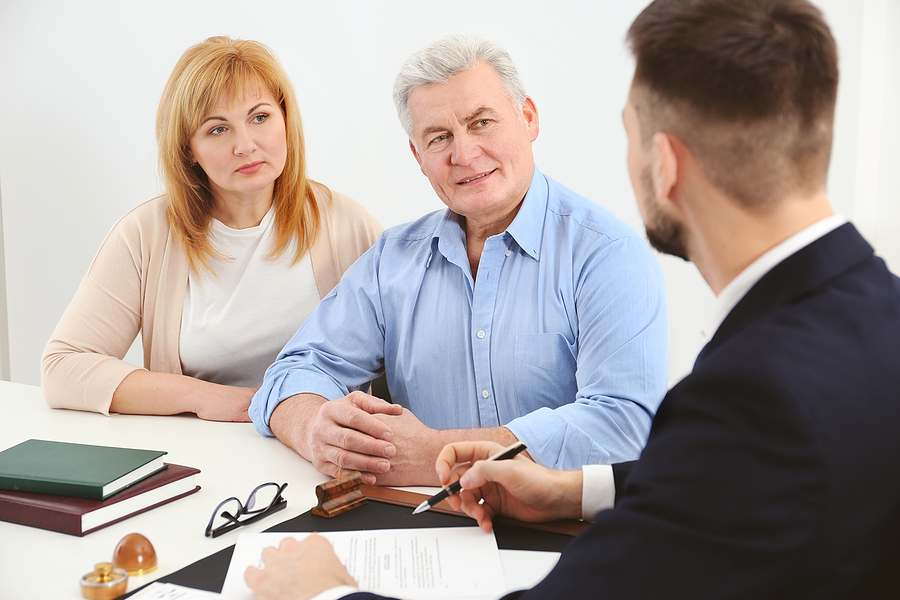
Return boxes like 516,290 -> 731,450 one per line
513,333 -> 577,412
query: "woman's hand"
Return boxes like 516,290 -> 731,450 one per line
111,370 -> 254,421
193,383 -> 255,422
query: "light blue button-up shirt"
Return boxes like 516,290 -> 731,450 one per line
251,167 -> 669,468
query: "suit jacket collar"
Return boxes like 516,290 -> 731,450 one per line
695,223 -> 873,367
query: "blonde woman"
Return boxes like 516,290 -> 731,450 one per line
41,37 -> 382,421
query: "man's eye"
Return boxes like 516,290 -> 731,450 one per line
430,134 -> 449,145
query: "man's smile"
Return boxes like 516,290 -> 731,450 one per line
457,170 -> 496,185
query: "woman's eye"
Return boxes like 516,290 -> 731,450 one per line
252,113 -> 268,123
209,125 -> 227,135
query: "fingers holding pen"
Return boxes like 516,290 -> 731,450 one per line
435,441 -> 507,487
434,441 -> 530,531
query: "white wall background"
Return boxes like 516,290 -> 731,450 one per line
0,0 -> 897,388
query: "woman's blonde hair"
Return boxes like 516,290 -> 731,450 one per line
156,36 -> 320,272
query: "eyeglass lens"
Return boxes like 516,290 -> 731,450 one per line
244,482 -> 282,514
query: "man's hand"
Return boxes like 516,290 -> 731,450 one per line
369,412 -> 525,487
271,391 -> 403,485
245,535 -> 356,600
371,408 -> 444,486
436,441 -> 583,532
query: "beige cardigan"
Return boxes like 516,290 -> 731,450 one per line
41,184 -> 382,415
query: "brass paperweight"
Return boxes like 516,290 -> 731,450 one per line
112,533 -> 158,576
79,563 -> 127,600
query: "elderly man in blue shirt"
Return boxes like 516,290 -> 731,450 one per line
250,34 -> 669,486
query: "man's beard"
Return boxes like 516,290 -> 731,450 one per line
640,166 -> 689,261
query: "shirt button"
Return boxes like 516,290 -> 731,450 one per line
482,390 -> 490,399
505,250 -> 512,257
477,330 -> 486,339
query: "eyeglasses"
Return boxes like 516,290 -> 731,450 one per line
204,482 -> 288,538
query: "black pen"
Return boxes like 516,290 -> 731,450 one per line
412,441 -> 528,515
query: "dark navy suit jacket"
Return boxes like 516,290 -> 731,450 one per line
349,223 -> 900,600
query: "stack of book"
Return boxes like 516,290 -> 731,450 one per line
0,439 -> 200,536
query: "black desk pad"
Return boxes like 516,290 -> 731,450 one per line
126,499 -> 574,595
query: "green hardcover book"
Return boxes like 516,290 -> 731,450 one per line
0,439 -> 167,500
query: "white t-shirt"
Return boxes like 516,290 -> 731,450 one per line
180,207 -> 321,388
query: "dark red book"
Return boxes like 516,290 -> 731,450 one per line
0,463 -> 200,536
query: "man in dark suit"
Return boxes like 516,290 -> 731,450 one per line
244,0 -> 900,598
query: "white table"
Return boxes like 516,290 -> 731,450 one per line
0,380 -> 332,599
0,381 -> 562,599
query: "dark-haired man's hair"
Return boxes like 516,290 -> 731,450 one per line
627,0 -> 838,209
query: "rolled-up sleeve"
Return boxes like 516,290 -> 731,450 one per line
505,235 -> 669,469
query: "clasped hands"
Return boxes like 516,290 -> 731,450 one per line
278,391 -> 450,486
245,440 -> 583,600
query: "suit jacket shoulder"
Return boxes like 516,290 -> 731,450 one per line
551,224 -> 900,599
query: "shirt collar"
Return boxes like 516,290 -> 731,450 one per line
429,211 -> 464,268
701,214 -> 847,340
505,166 -> 547,261
430,165 -> 546,262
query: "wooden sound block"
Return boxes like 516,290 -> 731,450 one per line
311,472 -> 367,518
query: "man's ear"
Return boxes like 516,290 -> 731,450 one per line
409,139 -> 427,175
522,96 -> 539,142
651,132 -> 680,209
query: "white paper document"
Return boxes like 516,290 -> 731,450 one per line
129,582 -> 221,599
221,526 -> 507,600
499,549 -> 560,592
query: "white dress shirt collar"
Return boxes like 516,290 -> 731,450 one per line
701,214 -> 847,341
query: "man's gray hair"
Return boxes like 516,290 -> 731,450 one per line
392,34 -> 527,141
